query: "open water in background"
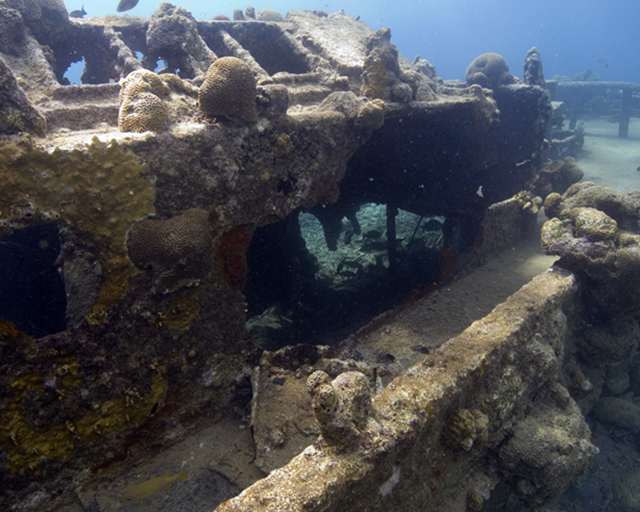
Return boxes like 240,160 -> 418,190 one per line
63,0 -> 640,84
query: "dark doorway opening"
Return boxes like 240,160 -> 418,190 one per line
0,224 -> 67,338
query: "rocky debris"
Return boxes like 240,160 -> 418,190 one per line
578,317 -> 640,368
605,361 -> 631,395
528,157 -> 584,198
544,182 -> 637,228
361,27 -> 416,102
498,383 -> 597,509
542,183 -> 640,316
592,397 -> 640,431
523,46 -> 545,87
0,3 -> 26,55
616,468 -> 640,511
145,2 -> 217,78
0,57 -> 46,135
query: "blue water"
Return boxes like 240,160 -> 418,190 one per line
67,0 -> 640,83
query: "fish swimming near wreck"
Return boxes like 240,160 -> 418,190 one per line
117,0 -> 139,13
343,228 -> 355,245
121,471 -> 187,502
69,5 -> 87,17
422,219 -> 443,232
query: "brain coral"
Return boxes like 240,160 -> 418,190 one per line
443,408 -> 489,451
127,209 -> 214,292
120,69 -> 169,100
118,92 -> 168,133
118,69 -> 170,133
256,8 -> 283,21
198,57 -> 258,123
466,52 -> 516,89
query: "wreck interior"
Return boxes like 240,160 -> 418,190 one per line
1,2 -> 640,512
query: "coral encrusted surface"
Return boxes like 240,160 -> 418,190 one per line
0,2 -> 554,510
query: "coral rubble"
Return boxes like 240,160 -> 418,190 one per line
541,183 -> 640,315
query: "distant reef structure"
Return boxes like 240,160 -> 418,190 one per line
0,3 -> 616,511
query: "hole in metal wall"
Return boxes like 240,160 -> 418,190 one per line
244,205 -> 444,350
0,225 -> 67,338
62,57 -> 85,85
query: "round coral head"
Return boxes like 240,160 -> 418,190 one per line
199,57 -> 258,123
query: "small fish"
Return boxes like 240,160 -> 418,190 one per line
69,5 -> 87,18
365,241 -> 387,251
117,0 -> 139,13
422,219 -> 442,232
343,228 -> 355,245
476,185 -> 484,198
121,471 -> 187,502
363,229 -> 382,239
597,58 -> 609,68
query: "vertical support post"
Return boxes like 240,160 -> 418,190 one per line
569,95 -> 582,130
386,204 -> 398,273
619,87 -> 632,138
545,80 -> 557,101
